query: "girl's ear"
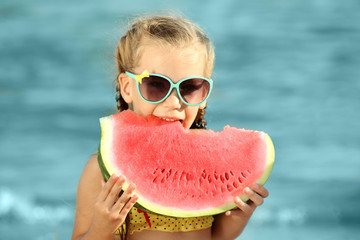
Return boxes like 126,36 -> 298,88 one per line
118,73 -> 133,104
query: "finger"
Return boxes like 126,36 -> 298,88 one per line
234,196 -> 252,215
110,193 -> 138,226
244,187 -> 264,206
118,193 -> 138,215
101,179 -> 105,187
112,183 -> 136,212
251,183 -> 269,198
104,176 -> 126,206
97,174 -> 119,201
225,202 -> 241,216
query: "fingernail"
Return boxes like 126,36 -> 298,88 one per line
244,187 -> 250,193
130,189 -> 137,197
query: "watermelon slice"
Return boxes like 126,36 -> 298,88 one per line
98,110 -> 274,217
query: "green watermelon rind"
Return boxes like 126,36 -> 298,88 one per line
257,133 -> 275,185
98,114 -> 275,217
97,148 -> 110,181
97,149 -> 154,213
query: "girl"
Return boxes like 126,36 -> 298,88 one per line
72,15 -> 269,240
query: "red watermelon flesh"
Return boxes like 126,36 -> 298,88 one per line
98,110 -> 274,217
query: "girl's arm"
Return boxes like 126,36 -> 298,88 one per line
71,154 -> 138,240
211,183 -> 269,240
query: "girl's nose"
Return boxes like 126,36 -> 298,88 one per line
163,89 -> 182,109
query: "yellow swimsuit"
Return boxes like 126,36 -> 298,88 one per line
116,206 -> 214,236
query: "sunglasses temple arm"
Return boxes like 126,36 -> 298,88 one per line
125,72 -> 136,79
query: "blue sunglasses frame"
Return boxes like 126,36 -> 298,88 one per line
125,71 -> 213,106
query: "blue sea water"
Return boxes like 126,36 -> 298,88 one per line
1,0 -> 360,239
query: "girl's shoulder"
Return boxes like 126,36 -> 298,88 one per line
78,152 -> 103,193
83,153 -> 99,174
72,153 -> 102,239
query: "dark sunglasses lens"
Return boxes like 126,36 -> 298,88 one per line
139,76 -> 170,102
179,79 -> 210,105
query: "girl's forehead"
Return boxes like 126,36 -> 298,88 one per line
134,37 -> 212,76
136,45 -> 207,79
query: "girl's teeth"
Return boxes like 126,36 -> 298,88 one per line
161,118 -> 179,122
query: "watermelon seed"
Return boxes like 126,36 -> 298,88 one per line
207,174 -> 212,183
214,171 -> 218,180
161,169 -> 165,173
227,184 -> 233,192
241,172 -> 247,178
180,171 -> 187,181
225,172 -> 230,181
233,181 -> 239,189
237,177 -> 242,183
186,172 -> 193,181
165,169 -> 172,180
152,176 -> 159,183
161,177 -> 166,183
247,170 -> 252,174
202,169 -> 206,179
173,170 -> 179,180
230,170 -> 234,176
220,175 -> 225,183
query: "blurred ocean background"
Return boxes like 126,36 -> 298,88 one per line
1,0 -> 359,239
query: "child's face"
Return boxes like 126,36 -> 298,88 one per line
120,44 -> 208,130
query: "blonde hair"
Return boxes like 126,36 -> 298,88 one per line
115,15 -> 214,128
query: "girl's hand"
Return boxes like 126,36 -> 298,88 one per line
88,174 -> 138,238
225,183 -> 269,218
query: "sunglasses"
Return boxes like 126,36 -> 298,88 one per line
125,71 -> 213,106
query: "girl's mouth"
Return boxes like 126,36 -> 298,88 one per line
160,117 -> 183,124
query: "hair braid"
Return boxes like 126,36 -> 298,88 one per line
190,106 -> 207,129
115,77 -> 128,112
